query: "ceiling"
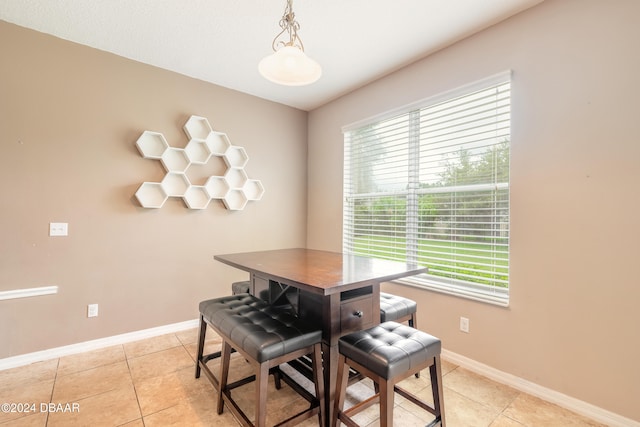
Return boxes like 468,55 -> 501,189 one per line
0,0 -> 543,111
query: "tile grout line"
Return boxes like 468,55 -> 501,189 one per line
448,365 -> 523,427
126,333 -> 194,425
53,344 -> 141,426
43,357 -> 60,426
124,344 -> 146,427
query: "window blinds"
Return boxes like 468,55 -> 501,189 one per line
343,73 -> 511,305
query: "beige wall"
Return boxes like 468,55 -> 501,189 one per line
308,0 -> 640,422
0,22 -> 308,358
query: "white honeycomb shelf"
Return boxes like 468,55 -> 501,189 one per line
183,186 -> 211,210
185,139 -> 212,164
223,189 -> 248,211
244,180 -> 265,201
205,176 -> 230,199
135,182 -> 168,208
207,132 -> 231,156
184,115 -> 212,140
136,131 -> 169,159
224,146 -> 249,169
225,168 -> 248,189
134,115 -> 263,211
161,172 -> 190,197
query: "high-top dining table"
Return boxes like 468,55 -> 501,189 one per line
214,248 -> 427,426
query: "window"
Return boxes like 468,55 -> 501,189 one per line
343,72 -> 511,305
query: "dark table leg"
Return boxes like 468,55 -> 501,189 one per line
321,293 -> 341,427
322,341 -> 339,427
250,275 -> 382,427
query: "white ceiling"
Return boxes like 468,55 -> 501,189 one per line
0,0 -> 543,111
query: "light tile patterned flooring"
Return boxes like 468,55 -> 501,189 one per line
0,328 -> 605,427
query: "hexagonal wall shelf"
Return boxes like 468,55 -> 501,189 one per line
161,148 -> 190,173
185,139 -> 212,164
161,172 -> 190,197
223,189 -> 248,211
135,182 -> 168,208
136,131 -> 169,159
225,168 -> 248,189
183,115 -> 213,140
134,115 -> 264,210
183,186 -> 211,210
224,146 -> 249,169
206,132 -> 232,156
243,180 -> 265,201
205,176 -> 230,199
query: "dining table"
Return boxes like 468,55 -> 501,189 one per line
214,248 -> 428,426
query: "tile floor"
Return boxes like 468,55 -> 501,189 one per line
0,328 -> 605,427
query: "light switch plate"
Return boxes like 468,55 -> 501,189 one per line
460,316 -> 470,333
87,304 -> 99,318
49,223 -> 68,236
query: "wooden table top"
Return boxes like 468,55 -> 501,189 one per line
214,248 -> 427,295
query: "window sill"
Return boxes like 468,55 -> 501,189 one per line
393,276 -> 510,307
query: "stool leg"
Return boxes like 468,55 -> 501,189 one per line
217,340 -> 232,415
311,343 -> 325,427
379,379 -> 394,427
273,367 -> 283,390
332,355 -> 349,427
255,362 -> 269,427
430,355 -> 446,426
409,313 -> 420,379
195,315 -> 207,379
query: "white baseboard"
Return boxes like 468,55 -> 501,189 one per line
0,319 -> 199,371
442,349 -> 639,427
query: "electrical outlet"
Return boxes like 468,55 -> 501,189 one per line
49,222 -> 68,236
460,316 -> 470,333
87,304 -> 99,318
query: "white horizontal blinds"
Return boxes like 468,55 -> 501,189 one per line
344,75 -> 510,300
344,113 -> 411,263
419,83 -> 511,185
417,82 -> 510,290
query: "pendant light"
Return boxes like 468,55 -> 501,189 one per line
258,0 -> 321,86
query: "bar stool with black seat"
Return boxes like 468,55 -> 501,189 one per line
379,292 -> 417,327
231,280 -> 251,295
195,294 -> 325,427
333,321 -> 445,427
379,292 -> 420,378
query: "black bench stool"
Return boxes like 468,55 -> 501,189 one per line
379,292 -> 420,378
195,294 -> 325,427
333,321 -> 445,427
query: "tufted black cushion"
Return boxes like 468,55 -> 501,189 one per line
231,281 -> 251,295
199,294 -> 321,363
339,321 -> 440,379
379,292 -> 417,322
